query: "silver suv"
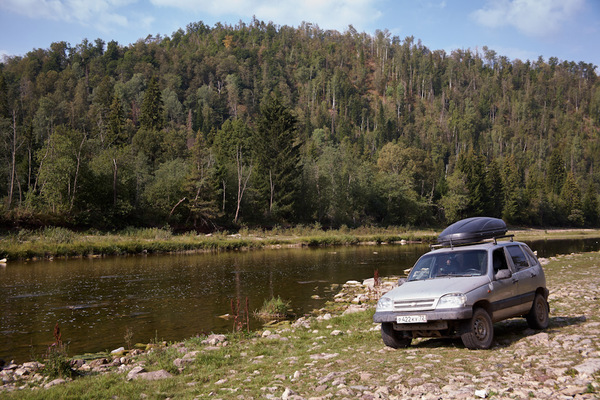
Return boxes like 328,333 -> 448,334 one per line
373,217 -> 549,349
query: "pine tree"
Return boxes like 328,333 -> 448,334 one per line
140,77 -> 164,131
254,96 -> 301,221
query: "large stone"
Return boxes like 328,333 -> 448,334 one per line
126,366 -> 146,380
22,362 -> 43,372
173,357 -> 195,368
44,378 -> 66,388
202,334 -> 227,346
135,369 -> 173,381
574,358 -> 600,376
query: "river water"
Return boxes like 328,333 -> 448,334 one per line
1,237 -> 599,363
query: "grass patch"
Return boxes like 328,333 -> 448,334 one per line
0,226 -> 439,261
254,296 -> 291,322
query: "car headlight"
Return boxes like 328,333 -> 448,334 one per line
436,293 -> 467,309
376,297 -> 393,311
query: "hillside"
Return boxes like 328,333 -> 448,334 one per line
0,20 -> 598,230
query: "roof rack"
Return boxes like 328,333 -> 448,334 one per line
430,234 -> 514,250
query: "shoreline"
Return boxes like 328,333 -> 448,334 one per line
1,227 -> 599,262
2,251 -> 600,398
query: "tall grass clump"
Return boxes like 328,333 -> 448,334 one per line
254,296 -> 291,322
121,226 -> 172,240
42,227 -> 76,244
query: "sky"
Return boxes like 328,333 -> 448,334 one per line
0,0 -> 599,70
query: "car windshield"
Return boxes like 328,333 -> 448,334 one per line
408,250 -> 488,281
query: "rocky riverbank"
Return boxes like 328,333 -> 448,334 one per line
2,252 -> 600,399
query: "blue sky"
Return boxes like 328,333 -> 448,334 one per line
1,0 -> 599,69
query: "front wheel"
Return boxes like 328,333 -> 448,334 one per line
461,308 -> 494,349
526,293 -> 549,329
381,322 -> 412,349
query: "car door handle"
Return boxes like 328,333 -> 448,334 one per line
530,272 -> 537,278
511,278 -> 518,284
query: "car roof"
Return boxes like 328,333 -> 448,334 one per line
427,240 -> 528,254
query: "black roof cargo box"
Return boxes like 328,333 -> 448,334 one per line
437,217 -> 508,245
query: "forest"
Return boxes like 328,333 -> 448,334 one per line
0,19 -> 599,231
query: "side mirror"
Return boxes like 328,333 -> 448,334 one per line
495,269 -> 512,280
397,278 -> 407,286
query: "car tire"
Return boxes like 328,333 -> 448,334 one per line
526,293 -> 549,330
381,322 -> 412,349
461,308 -> 494,349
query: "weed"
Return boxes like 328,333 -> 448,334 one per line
586,383 -> 596,393
43,323 -> 76,379
564,368 -> 578,377
124,327 -> 134,350
254,296 -> 290,322
231,297 -> 250,332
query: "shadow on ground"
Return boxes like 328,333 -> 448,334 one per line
406,315 -> 586,349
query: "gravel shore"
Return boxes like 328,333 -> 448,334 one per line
2,252 -> 600,399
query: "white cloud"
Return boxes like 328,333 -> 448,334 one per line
149,0 -> 382,32
0,49 -> 11,63
0,0 -> 132,33
471,0 -> 585,37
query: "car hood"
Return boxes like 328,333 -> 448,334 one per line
384,276 -> 489,300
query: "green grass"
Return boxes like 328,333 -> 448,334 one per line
3,224 -> 600,261
0,226 -> 438,261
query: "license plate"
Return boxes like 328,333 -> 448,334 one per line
396,315 -> 427,324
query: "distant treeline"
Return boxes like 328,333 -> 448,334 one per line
0,19 -> 599,231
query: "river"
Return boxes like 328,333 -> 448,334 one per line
1,237 -> 599,363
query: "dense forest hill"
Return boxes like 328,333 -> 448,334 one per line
0,19 -> 599,231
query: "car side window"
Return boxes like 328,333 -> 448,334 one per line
506,245 -> 530,271
521,245 -> 539,267
492,249 -> 509,273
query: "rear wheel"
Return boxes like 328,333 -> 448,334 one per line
381,322 -> 412,348
526,293 -> 549,329
461,308 -> 494,349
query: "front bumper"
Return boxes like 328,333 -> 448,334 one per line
373,308 -> 473,323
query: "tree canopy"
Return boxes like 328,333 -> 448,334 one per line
0,20 -> 598,230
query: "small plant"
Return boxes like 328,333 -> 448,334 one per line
43,323 -> 76,379
586,383 -> 596,393
124,327 -> 134,350
254,296 -> 290,322
564,367 -> 578,377
231,297 -> 250,332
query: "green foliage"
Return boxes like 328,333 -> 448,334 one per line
43,346 -> 75,380
0,21 -> 599,229
42,226 -> 76,244
255,296 -> 291,320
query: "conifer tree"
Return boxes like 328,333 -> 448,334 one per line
254,96 -> 301,221
140,77 -> 164,131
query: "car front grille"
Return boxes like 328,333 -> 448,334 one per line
393,298 -> 436,311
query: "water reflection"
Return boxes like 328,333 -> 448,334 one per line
1,238 -> 598,363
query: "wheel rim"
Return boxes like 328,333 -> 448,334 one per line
535,298 -> 547,323
473,316 -> 488,341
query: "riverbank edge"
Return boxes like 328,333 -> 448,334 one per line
3,251 -> 600,398
2,227 -> 600,262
